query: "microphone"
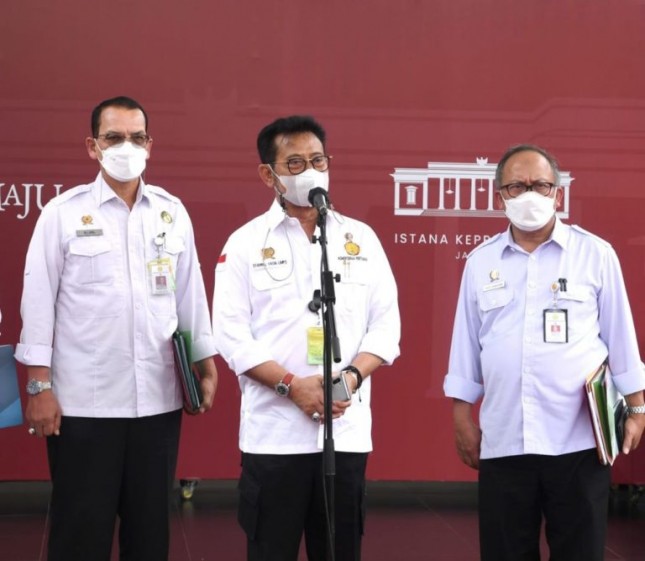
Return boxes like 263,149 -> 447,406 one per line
308,187 -> 330,216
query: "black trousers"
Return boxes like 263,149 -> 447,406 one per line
238,452 -> 368,561
46,410 -> 182,561
479,449 -> 611,561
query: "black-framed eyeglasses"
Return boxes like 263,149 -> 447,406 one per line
95,133 -> 151,148
499,181 -> 556,198
271,155 -> 331,175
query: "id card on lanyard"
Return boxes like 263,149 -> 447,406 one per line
147,229 -> 176,295
543,279 -> 568,343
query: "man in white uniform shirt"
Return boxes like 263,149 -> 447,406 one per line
16,96 -> 218,561
212,115 -> 400,561
444,144 -> 645,561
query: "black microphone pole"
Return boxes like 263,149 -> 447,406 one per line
309,187 -> 341,561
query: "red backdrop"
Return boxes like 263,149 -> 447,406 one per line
1,0 -> 645,482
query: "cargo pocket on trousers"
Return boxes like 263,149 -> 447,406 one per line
237,471 -> 261,540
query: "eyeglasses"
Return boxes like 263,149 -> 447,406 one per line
499,181 -> 556,198
271,155 -> 331,175
95,133 -> 151,148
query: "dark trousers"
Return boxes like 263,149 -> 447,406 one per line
238,452 -> 368,561
479,449 -> 611,561
46,410 -> 182,561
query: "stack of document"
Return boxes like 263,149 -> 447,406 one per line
585,362 -> 627,466
0,345 -> 23,429
172,331 -> 203,413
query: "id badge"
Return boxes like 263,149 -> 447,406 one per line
307,326 -> 324,365
147,258 -> 176,295
543,308 -> 568,343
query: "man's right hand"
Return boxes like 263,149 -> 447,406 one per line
289,374 -> 325,419
453,399 -> 482,469
26,389 -> 62,437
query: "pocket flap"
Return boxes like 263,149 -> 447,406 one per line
69,237 -> 111,257
478,287 -> 513,312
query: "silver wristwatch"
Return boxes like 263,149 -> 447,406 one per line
26,379 -> 52,396
627,404 -> 645,415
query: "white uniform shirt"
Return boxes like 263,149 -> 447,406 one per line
213,201 -> 400,454
444,219 -> 645,459
16,173 -> 216,418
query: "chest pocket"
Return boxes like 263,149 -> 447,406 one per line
67,237 -> 114,285
555,284 -> 596,338
164,236 -> 185,258
557,284 -> 593,305
335,258 -> 370,313
477,286 -> 515,336
248,265 -> 296,325
478,287 -> 514,312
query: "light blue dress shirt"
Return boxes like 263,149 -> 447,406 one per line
444,218 -> 644,459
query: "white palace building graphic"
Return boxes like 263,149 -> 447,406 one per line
391,158 -> 573,219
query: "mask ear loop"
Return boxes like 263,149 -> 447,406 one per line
268,166 -> 287,210
94,139 -> 105,204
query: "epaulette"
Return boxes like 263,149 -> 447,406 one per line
147,184 -> 181,204
467,231 -> 504,258
48,184 -> 92,206
570,224 -> 611,248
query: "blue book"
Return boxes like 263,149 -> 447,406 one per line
0,345 -> 23,429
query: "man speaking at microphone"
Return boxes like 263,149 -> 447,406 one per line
212,115 -> 400,561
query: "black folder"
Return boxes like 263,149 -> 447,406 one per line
172,331 -> 202,413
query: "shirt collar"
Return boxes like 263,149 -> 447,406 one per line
264,198 -> 344,234
500,217 -> 569,257
91,172 -> 148,207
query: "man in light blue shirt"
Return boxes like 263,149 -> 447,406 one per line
444,144 -> 645,561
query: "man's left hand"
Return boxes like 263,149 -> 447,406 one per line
622,414 -> 645,454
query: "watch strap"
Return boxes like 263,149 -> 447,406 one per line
274,373 -> 295,397
281,373 -> 294,387
627,404 -> 645,415
341,365 -> 362,391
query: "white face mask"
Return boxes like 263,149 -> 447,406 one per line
275,168 -> 329,207
503,191 -> 556,232
96,141 -> 148,182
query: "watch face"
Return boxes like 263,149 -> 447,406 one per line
275,382 -> 289,397
26,380 -> 40,395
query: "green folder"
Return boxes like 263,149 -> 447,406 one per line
172,331 -> 203,413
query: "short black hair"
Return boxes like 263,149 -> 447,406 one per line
495,144 -> 561,187
91,96 -> 148,138
256,115 -> 326,164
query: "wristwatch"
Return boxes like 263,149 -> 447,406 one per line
627,404 -> 645,415
26,379 -> 52,396
274,373 -> 295,397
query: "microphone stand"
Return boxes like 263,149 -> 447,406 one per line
310,205 -> 341,561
